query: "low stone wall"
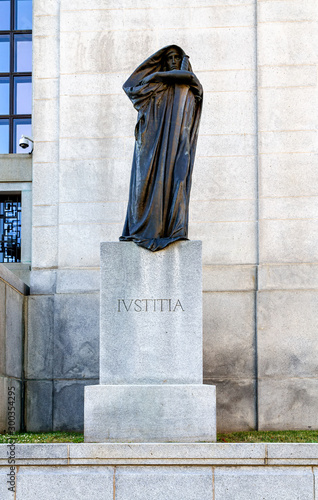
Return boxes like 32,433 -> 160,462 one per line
0,265 -> 29,434
0,443 -> 317,499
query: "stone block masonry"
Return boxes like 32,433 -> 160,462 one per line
0,265 -> 29,434
0,443 -> 317,499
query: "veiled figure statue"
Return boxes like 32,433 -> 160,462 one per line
119,45 -> 203,251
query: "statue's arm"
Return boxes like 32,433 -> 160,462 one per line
140,70 -> 203,98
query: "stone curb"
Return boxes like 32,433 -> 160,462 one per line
0,443 -> 318,466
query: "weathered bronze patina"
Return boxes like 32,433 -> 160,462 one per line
120,45 -> 203,251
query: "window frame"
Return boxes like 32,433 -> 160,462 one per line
0,191 -> 22,263
0,180 -> 32,265
0,0 -> 32,153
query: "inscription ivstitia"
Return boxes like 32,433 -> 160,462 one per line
117,299 -> 184,312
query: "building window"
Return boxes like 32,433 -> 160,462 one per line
0,0 -> 32,154
0,193 -> 21,262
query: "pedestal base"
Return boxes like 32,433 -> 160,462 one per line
99,242 -> 203,385
84,384 -> 216,443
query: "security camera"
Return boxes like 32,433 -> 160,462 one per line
19,135 -> 34,153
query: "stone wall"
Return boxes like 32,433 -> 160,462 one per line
256,0 -> 318,432
26,0 -> 318,431
0,443 -> 318,499
0,266 -> 29,434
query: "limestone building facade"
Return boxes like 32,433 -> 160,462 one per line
0,0 -> 318,432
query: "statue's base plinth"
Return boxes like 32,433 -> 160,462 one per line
84,241 -> 216,443
84,384 -> 216,443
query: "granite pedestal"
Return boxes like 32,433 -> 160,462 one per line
84,241 -> 216,442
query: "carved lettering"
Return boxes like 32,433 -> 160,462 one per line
122,299 -> 133,312
134,299 -> 142,312
117,299 -> 184,312
173,299 -> 184,312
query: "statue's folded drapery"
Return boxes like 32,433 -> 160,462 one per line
119,45 -> 203,251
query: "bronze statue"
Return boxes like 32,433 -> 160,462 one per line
119,45 -> 203,251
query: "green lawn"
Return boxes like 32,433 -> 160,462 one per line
217,430 -> 318,443
1,430 -> 318,444
0,432 -> 84,443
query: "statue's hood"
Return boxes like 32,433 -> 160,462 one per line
123,45 -> 192,89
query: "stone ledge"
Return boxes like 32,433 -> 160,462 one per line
0,264 -> 30,295
1,443 -> 318,466
0,154 -> 32,182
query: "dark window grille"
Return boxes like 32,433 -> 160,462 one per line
0,0 -> 32,153
0,193 -> 21,262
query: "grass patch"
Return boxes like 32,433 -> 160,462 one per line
0,430 -> 318,444
0,432 -> 84,444
217,430 -> 318,443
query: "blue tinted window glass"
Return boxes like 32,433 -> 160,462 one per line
0,0 -> 10,30
15,0 -> 32,30
0,120 -> 9,153
14,76 -> 32,114
14,34 -> 32,72
0,36 -> 10,72
13,118 -> 31,153
0,78 -> 10,115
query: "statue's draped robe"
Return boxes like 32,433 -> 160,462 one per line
120,45 -> 202,251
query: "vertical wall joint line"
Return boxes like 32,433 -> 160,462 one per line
212,466 -> 215,500
113,466 -> 116,500
265,444 -> 268,465
254,0 -> 260,431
